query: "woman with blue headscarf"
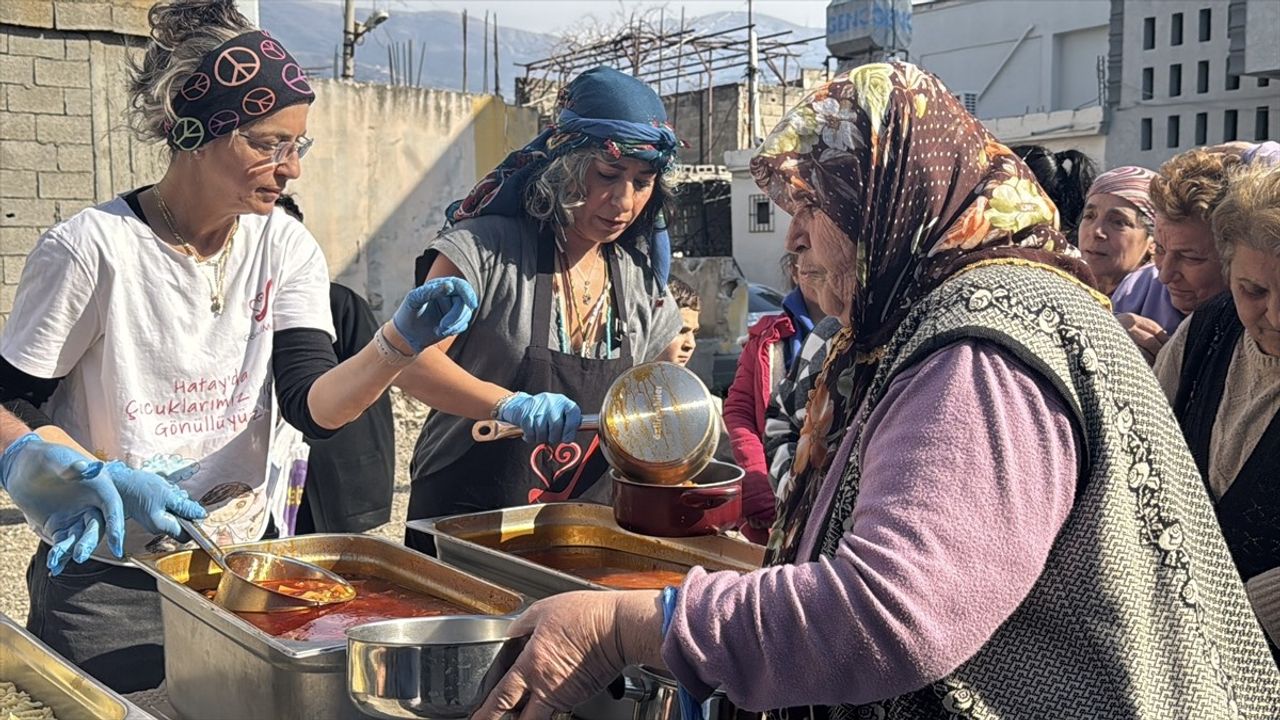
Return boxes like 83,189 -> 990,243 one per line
398,66 -> 682,538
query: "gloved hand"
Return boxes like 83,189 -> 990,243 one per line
0,434 -> 122,568
473,590 -> 665,720
102,460 -> 206,539
391,277 -> 478,353
497,392 -> 583,446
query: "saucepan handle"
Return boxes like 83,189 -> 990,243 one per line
678,486 -> 739,510
472,415 -> 601,443
472,420 -> 526,442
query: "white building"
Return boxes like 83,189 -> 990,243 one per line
909,0 -> 1112,165
723,148 -> 793,289
1105,0 -> 1279,169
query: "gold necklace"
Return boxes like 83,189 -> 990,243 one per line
557,233 -> 603,304
153,185 -> 238,314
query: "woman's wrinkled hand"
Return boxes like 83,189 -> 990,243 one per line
473,590 -> 664,720
1116,312 -> 1168,365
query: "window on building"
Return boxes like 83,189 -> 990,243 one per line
1141,118 -> 1153,151
1258,107 -> 1271,141
1171,13 -> 1183,45
1167,115 -> 1181,148
1227,70 -> 1240,90
1224,109 -> 1238,141
1199,8 -> 1211,41
1142,68 -> 1154,100
1197,61 -> 1209,93
749,194 -> 774,233
1195,112 -> 1208,145
1169,64 -> 1182,97
1261,77 -> 1271,88
1143,17 -> 1156,50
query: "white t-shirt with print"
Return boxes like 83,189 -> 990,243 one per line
0,195 -> 334,562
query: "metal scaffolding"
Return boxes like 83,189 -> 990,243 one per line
515,15 -> 823,109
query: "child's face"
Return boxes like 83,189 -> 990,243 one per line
658,307 -> 701,366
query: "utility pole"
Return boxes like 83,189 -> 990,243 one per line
462,9 -> 468,93
482,11 -> 490,95
747,0 -> 761,146
493,14 -> 500,96
342,0 -> 356,80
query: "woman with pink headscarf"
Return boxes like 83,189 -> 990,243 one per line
1079,166 -> 1183,335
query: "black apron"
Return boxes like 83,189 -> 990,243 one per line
406,237 -> 633,551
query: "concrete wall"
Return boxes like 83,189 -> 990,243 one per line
983,106 -> 1108,168
0,2 -> 163,325
1107,0 -> 1279,169
723,148 -> 792,289
910,0 -> 1111,119
289,80 -> 539,318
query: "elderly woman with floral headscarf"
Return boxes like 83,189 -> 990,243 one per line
396,66 -> 682,539
472,62 -> 1280,720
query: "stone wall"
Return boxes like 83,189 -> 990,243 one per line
0,1 -> 160,325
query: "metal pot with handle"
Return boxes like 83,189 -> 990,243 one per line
611,461 -> 743,537
472,361 -> 719,486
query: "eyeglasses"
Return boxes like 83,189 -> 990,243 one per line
232,129 -> 314,165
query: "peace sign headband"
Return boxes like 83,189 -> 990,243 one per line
167,30 -> 315,152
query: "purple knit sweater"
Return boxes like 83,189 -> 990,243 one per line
661,340 -> 1079,710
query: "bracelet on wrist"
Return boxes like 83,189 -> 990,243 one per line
491,392 -> 519,420
374,325 -> 415,367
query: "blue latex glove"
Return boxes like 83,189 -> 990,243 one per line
391,277 -> 479,353
497,392 -> 582,447
0,434 -> 120,570
102,460 -> 206,539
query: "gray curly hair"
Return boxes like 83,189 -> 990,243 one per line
127,0 -> 253,148
523,148 -> 673,240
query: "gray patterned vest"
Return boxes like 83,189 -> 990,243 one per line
817,262 -> 1280,719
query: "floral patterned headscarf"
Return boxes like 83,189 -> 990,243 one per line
753,62 -> 1088,564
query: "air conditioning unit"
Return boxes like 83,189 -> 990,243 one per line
953,92 -> 978,115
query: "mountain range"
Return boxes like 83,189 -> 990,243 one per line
259,2 -> 828,98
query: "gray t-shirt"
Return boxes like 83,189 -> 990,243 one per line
410,213 -> 681,481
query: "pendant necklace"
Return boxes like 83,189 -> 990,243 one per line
154,186 -> 238,314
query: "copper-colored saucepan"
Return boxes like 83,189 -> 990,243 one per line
471,361 -> 719,486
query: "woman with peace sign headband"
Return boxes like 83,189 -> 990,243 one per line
397,65 -> 681,541
0,0 -> 475,692
470,62 -> 1280,720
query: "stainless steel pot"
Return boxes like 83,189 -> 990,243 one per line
347,616 -> 523,720
619,667 -> 758,720
473,361 -> 719,486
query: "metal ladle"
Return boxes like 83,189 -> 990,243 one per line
177,518 -> 356,613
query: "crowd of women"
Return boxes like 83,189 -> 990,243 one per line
0,0 -> 1277,716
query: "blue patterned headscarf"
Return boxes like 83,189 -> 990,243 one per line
446,66 -> 679,286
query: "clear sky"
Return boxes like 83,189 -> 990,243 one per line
343,1 -> 833,33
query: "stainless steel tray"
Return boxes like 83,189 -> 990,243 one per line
136,533 -> 525,720
0,611 -> 156,720
409,503 -> 763,599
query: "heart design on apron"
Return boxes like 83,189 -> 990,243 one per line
527,441 -> 586,503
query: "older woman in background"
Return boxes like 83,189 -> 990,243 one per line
1079,166 -> 1183,348
474,63 -> 1280,720
1155,164 -> 1280,663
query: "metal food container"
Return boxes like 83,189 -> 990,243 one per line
0,611 -> 156,720
408,502 -> 763,599
136,533 -> 524,720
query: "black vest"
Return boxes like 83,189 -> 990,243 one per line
1173,292 -> 1280,584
